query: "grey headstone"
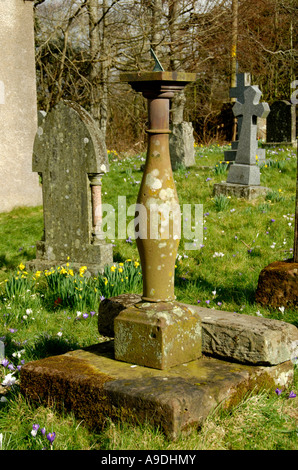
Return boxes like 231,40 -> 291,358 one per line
227,86 -> 270,186
169,122 -> 195,169
266,100 -> 296,145
27,100 -> 113,275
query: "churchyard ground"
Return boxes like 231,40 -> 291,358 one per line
0,143 -> 297,450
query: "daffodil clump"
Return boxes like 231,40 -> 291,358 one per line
0,259 -> 142,313
96,259 -> 142,298
2,263 -> 34,304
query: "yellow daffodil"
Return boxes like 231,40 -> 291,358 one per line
110,266 -> 116,272
19,263 -> 25,271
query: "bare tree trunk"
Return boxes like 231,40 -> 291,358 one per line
168,0 -> 185,124
294,149 -> 298,262
231,0 -> 238,141
87,0 -> 109,138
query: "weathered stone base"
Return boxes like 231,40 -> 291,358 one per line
256,259 -> 298,308
20,341 -> 295,440
99,295 -> 298,366
213,182 -> 269,200
114,301 -> 202,369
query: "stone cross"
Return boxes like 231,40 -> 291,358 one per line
227,85 -> 270,186
27,100 -> 113,275
229,72 -> 251,138
224,73 -> 266,164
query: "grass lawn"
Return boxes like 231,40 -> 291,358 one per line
0,143 -> 297,450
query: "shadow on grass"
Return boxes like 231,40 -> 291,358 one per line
25,333 -> 80,362
175,273 -> 256,306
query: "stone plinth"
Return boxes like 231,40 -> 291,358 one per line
114,301 -> 202,370
20,341 -> 295,440
256,259 -> 298,308
213,182 -> 269,201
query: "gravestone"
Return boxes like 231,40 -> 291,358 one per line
169,121 -> 195,169
27,101 -> 113,275
266,100 -> 297,147
224,73 -> 266,164
0,0 -> 42,213
214,85 -> 270,200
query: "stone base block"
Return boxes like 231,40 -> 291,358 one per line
99,295 -> 298,366
227,163 -> 260,185
114,301 -> 202,370
256,259 -> 298,308
213,182 -> 269,200
26,243 -> 113,276
20,341 -> 295,440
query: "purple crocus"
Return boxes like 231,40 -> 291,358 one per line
275,388 -> 283,396
1,358 -> 9,367
82,313 -> 89,319
289,391 -> 296,398
46,432 -> 56,445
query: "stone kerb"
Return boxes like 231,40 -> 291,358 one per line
27,100 -> 113,275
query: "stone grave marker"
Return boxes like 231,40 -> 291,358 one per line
0,0 -> 42,213
169,121 -> 195,170
224,72 -> 266,164
214,85 -> 270,199
27,100 -> 113,275
266,100 -> 297,147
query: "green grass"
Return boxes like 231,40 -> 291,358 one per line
0,143 -> 297,450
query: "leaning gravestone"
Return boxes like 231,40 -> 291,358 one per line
214,85 -> 270,200
266,100 -> 297,147
27,101 -> 113,275
0,0 -> 42,212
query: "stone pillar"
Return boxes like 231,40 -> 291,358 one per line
0,0 -> 42,212
113,71 -> 202,370
89,173 -> 103,244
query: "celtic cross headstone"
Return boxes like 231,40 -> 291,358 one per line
226,85 -> 270,185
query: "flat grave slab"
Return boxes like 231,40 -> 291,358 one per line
20,338 -> 295,440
